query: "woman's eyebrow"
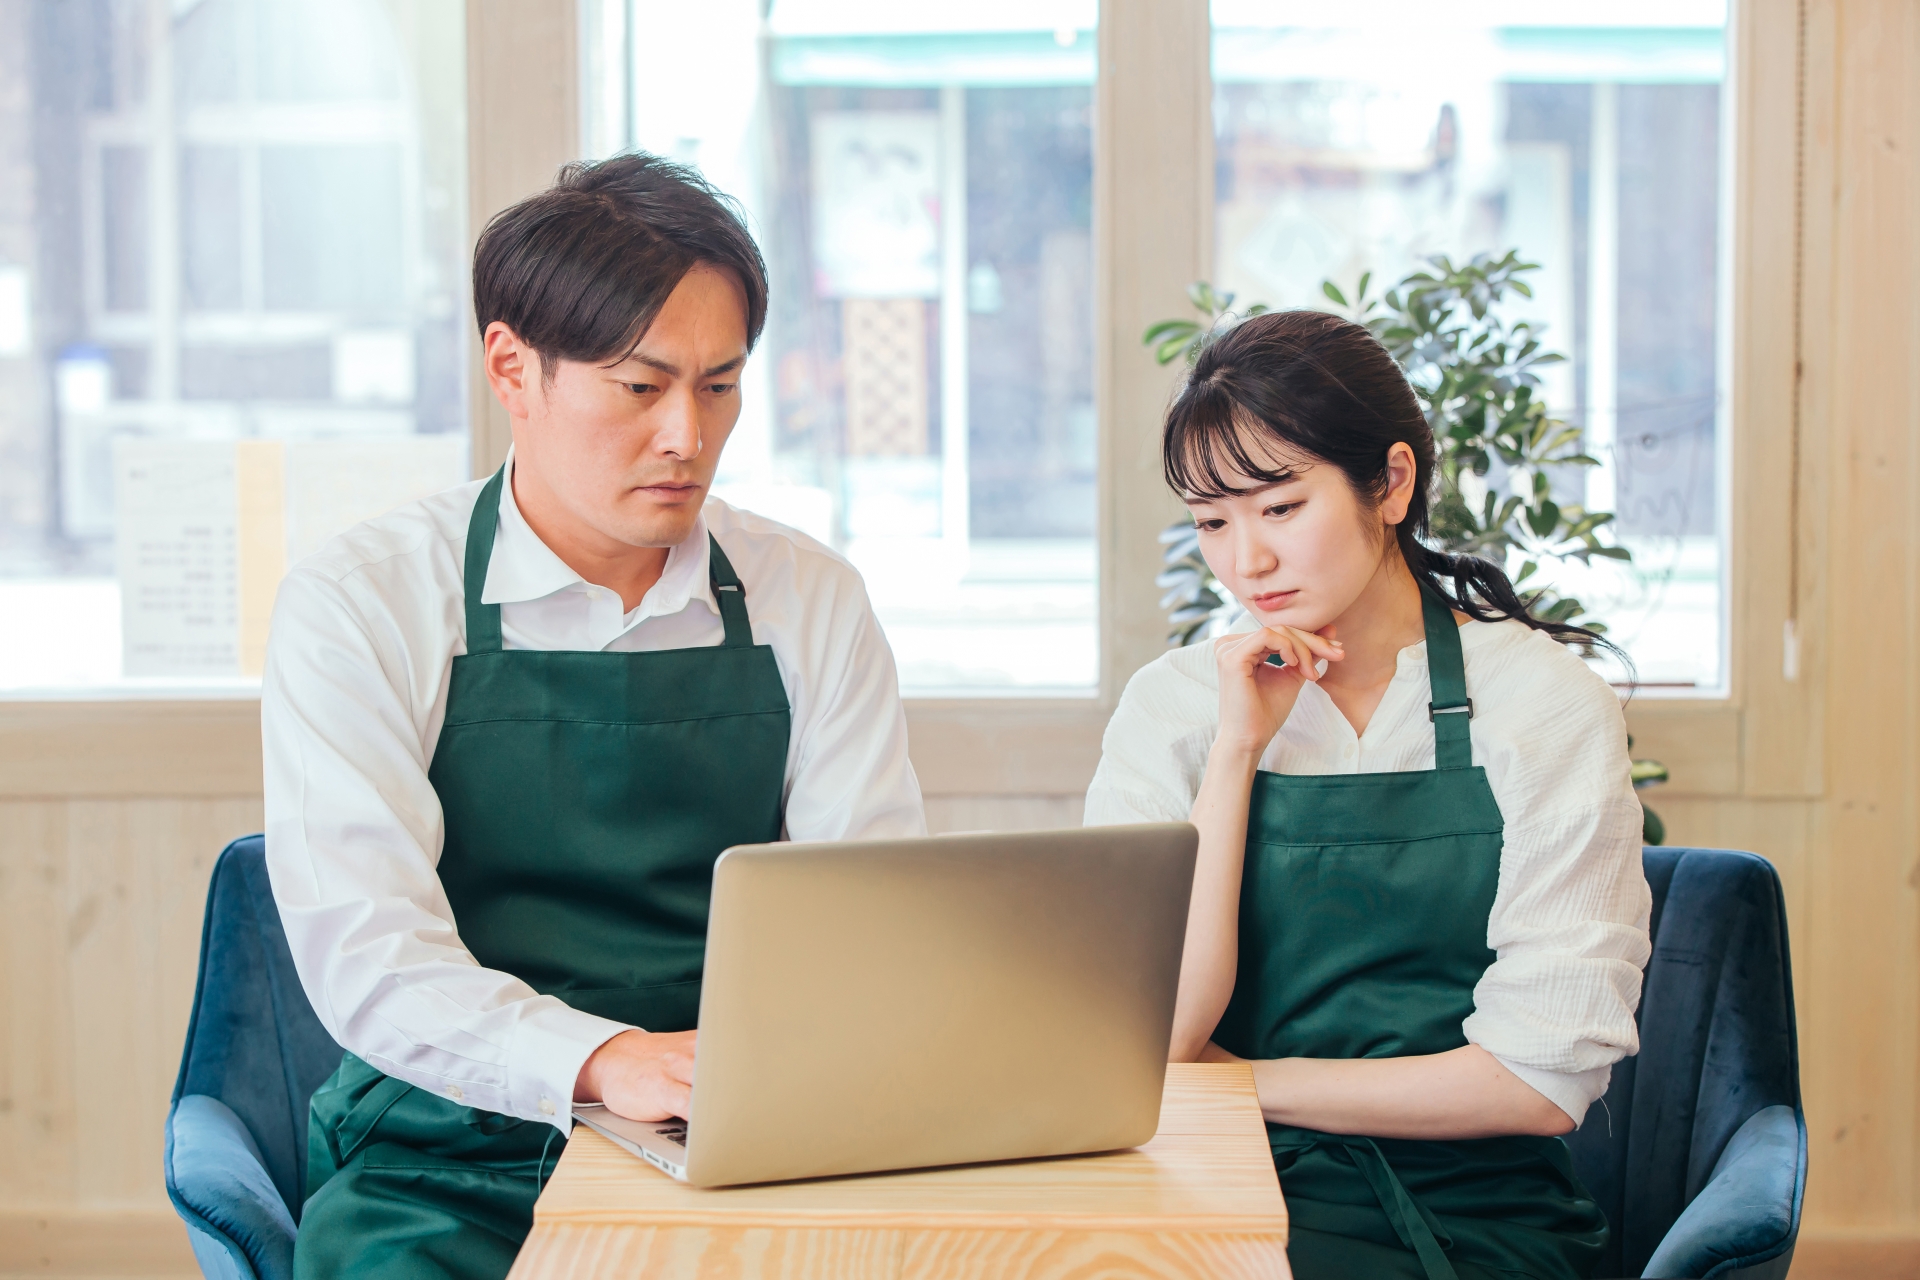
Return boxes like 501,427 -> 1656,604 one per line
1181,477 -> 1296,505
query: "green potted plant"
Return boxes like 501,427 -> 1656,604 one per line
1144,252 -> 1669,844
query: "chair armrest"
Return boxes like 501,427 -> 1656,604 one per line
1642,1105 -> 1803,1279
165,1094 -> 298,1280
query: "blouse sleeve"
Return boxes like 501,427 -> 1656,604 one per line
1461,633 -> 1653,1127
1082,650 -> 1219,826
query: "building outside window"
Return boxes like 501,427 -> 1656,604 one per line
0,0 -> 1730,698
0,0 -> 468,694
1212,0 -> 1729,690
581,0 -> 1101,696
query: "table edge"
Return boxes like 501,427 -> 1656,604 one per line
527,1207 -> 1288,1233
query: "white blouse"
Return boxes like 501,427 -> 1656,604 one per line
1083,616 -> 1651,1125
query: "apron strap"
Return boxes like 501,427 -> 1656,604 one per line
463,467 -> 508,655
1341,1137 -> 1461,1280
462,466 -> 757,653
1421,588 -> 1473,770
707,535 -> 755,649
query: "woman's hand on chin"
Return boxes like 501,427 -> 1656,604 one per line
1211,624 -> 1344,759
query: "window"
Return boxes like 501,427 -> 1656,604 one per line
582,0 -> 1100,696
0,0 -> 468,694
1211,0 -> 1729,690
1,1 -> 1736,701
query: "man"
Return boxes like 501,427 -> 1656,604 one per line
262,154 -> 924,1280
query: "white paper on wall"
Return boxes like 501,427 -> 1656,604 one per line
810,111 -> 943,298
283,435 -> 468,562
116,438 -> 240,677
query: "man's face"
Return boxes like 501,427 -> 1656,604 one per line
489,263 -> 749,551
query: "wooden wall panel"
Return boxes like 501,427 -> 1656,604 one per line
1792,1233 -> 1920,1280
1733,0 -> 1828,798
1647,796 -> 1814,958
0,798 -> 257,1236
0,702 -> 261,800
1095,0 -> 1213,702
924,795 -> 1086,836
0,802 -> 77,1211
0,1207 -> 196,1275
1806,0 -> 1920,1225
464,0 -> 578,477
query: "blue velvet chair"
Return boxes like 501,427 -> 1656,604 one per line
1565,846 -> 1807,1280
166,836 -> 342,1280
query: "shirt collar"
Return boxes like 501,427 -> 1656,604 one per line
480,448 -> 716,623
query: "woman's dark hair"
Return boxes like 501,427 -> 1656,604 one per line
1163,308 -> 1612,653
472,152 -> 769,377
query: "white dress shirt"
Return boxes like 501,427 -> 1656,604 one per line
1084,616 -> 1651,1126
262,457 -> 925,1133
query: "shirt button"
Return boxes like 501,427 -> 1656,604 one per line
539,1098 -> 556,1116
445,1084 -> 463,1102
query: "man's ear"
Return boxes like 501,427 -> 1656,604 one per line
1381,440 -> 1418,526
483,322 -> 542,420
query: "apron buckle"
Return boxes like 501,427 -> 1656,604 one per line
1428,700 -> 1473,721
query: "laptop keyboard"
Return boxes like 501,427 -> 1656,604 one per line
653,1123 -> 688,1147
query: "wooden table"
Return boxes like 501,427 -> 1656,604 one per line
508,1063 -> 1291,1279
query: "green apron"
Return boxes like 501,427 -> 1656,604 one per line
293,468 -> 792,1280
1213,591 -> 1608,1280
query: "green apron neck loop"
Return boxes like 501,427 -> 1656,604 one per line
706,537 -> 755,649
1420,587 -> 1473,770
461,465 -> 755,654
463,468 -> 508,655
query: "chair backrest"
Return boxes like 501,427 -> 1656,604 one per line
1564,847 -> 1802,1278
171,835 -> 342,1221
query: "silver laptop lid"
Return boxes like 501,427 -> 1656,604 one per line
682,823 -> 1197,1187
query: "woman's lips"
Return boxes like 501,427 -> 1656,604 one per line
1251,590 -> 1299,610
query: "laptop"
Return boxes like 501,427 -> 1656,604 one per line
573,823 -> 1197,1188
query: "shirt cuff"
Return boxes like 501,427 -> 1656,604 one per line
1495,1055 -> 1613,1129
505,997 -> 633,1134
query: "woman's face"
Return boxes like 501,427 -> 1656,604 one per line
1184,434 -> 1417,634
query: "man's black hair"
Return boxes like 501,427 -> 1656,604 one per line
472,152 -> 769,376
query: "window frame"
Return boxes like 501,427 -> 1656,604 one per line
0,0 -> 1815,814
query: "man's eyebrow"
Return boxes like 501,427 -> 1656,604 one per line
619,352 -> 746,379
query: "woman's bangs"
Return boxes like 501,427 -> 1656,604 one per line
1166,400 -> 1304,500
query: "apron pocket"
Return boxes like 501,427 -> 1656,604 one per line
329,1073 -> 414,1169
557,980 -> 703,1032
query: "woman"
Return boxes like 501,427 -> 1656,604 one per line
1086,309 -> 1650,1280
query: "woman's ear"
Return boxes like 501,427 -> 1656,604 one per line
1381,441 -> 1418,526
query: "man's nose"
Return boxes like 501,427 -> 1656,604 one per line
655,390 -> 702,459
